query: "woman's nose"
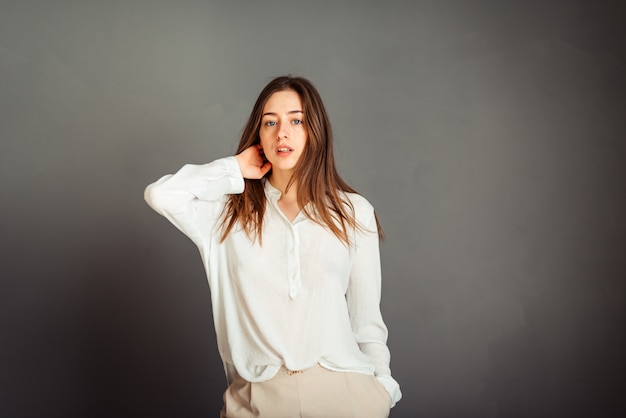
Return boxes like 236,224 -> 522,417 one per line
277,122 -> 288,139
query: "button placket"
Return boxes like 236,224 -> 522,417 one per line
287,224 -> 301,299
264,181 -> 302,299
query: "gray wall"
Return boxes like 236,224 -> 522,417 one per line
1,1 -> 624,417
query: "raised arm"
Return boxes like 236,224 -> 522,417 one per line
144,146 -> 271,243
144,156 -> 241,244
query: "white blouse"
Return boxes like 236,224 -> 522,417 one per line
144,156 -> 402,407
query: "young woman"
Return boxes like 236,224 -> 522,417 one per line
144,76 -> 401,417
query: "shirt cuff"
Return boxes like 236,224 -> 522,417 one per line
222,156 -> 245,194
376,374 -> 402,408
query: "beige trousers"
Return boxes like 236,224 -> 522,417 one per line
220,364 -> 391,418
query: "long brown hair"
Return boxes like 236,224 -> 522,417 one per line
220,75 -> 383,245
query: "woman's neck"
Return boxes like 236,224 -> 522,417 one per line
269,171 -> 300,222
268,171 -> 298,199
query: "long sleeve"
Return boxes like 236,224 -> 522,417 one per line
144,156 -> 244,244
346,208 -> 402,407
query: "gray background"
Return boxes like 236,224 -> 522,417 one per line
1,1 -> 625,417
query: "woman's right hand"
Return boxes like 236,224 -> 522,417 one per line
235,145 -> 272,179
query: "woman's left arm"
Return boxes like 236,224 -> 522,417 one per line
346,204 -> 402,407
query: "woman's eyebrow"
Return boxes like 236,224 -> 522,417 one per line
262,110 -> 303,117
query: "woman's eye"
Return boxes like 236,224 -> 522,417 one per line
265,121 -> 277,127
292,119 -> 303,125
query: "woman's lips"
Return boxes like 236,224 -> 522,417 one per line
276,146 -> 293,155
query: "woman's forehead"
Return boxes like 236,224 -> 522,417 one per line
263,90 -> 303,114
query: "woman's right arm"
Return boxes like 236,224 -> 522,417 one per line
144,146 -> 271,242
144,156 -> 245,242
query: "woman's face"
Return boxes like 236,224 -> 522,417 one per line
259,90 -> 308,176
